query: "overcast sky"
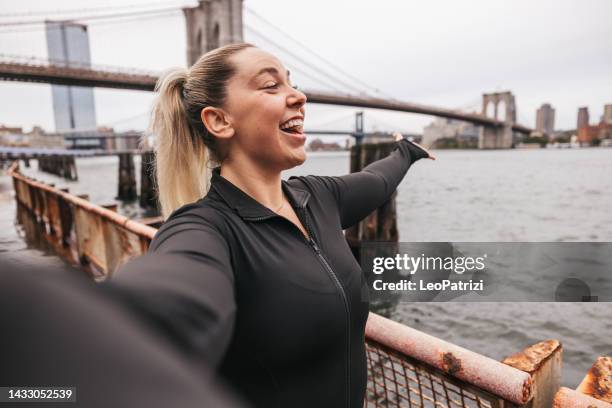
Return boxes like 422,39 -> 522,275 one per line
0,0 -> 610,134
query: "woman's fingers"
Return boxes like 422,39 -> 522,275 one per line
393,132 -> 436,160
412,141 -> 436,160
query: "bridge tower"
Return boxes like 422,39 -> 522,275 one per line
183,0 -> 244,66
478,91 -> 517,149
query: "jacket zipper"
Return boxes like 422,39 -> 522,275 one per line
247,211 -> 351,408
300,209 -> 351,408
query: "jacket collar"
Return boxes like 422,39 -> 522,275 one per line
210,166 -> 310,220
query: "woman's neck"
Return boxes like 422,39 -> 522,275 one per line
219,159 -> 284,211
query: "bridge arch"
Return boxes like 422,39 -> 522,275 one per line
479,91 -> 517,149
497,99 -> 507,121
485,100 -> 495,119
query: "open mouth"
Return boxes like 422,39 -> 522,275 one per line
279,118 -> 304,135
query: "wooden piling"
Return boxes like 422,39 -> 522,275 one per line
139,150 -> 158,213
37,155 -> 78,180
117,153 -> 137,201
345,141 -> 398,262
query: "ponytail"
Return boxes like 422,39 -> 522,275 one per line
149,43 -> 255,219
150,67 -> 212,219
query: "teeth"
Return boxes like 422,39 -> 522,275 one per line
280,119 -> 304,130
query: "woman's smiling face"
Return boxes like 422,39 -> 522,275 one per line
223,47 -> 308,171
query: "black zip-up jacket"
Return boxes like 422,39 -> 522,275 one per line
111,138 -> 429,408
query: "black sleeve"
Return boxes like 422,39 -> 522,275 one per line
105,211 -> 236,371
310,138 -> 429,229
0,258 -> 248,408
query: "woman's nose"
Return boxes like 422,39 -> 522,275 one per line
288,87 -> 307,107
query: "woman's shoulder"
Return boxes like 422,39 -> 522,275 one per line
287,173 -> 339,195
150,198 -> 230,252
287,173 -> 345,206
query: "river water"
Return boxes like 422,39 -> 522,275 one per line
1,147 -> 611,387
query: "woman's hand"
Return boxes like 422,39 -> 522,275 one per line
393,132 -> 436,160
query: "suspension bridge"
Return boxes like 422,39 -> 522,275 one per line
0,1 -> 533,148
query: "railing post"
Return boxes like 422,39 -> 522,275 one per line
502,339 -> 563,408
575,356 -> 612,404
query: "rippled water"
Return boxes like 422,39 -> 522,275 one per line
2,147 -> 611,387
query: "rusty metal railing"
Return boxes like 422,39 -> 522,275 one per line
9,161 -> 155,279
8,161 -> 569,407
553,357 -> 612,408
364,313 -> 564,408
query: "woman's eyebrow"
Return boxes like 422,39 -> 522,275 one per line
252,67 -> 291,82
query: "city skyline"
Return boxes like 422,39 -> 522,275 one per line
0,0 -> 610,134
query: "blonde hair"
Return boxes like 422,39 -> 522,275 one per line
149,42 -> 255,219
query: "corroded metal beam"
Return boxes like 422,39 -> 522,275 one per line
554,387 -> 612,408
503,339 -> 563,408
577,356 -> 612,404
365,312 -> 533,405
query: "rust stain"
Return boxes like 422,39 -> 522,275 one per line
441,352 -> 462,376
578,356 -> 612,403
8,162 -> 155,278
502,339 -> 561,373
523,376 -> 533,404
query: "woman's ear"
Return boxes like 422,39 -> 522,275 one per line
201,107 -> 235,140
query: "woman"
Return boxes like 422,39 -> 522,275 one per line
113,43 -> 434,408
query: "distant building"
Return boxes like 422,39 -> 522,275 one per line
0,125 -> 64,148
535,103 -> 555,134
577,107 -> 590,129
422,118 -> 479,148
577,123 -> 612,145
0,125 -> 23,135
577,104 -> 612,145
45,21 -> 97,136
308,138 -> 343,152
603,104 -> 612,125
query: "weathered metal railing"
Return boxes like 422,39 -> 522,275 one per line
553,356 -> 612,408
9,161 -> 568,407
9,161 -> 155,280
364,313 -> 564,407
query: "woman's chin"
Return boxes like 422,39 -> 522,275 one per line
285,147 -> 307,168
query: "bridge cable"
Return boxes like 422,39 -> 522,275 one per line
0,1 -> 194,19
245,6 -> 397,101
245,25 -> 371,96
245,26 -> 351,94
0,6 -> 187,27
0,9 -> 180,35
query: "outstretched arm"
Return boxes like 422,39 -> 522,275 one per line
311,138 -> 431,229
106,211 -> 236,372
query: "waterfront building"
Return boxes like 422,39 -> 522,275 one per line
422,118 -> 479,148
577,107 -> 590,130
577,122 -> 612,145
603,104 -> 612,125
536,103 -> 555,134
